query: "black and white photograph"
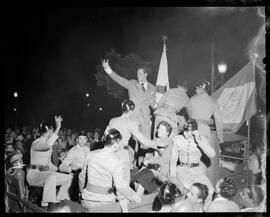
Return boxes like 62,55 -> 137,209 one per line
4,4 -> 267,213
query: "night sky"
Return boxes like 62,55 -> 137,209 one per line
4,7 -> 265,132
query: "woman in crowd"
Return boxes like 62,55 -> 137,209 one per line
170,119 -> 215,209
132,121 -> 173,196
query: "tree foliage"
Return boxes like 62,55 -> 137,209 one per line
95,49 -> 153,101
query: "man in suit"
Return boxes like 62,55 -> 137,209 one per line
102,59 -> 157,166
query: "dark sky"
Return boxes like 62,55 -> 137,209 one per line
4,7 -> 264,132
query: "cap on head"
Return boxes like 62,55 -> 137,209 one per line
183,119 -> 198,132
102,129 -> 122,146
39,121 -> 54,134
78,130 -> 87,137
121,99 -> 135,113
196,80 -> 210,92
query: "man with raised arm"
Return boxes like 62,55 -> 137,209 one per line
102,59 -> 157,166
26,116 -> 73,208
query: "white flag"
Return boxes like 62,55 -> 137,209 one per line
156,41 -> 169,103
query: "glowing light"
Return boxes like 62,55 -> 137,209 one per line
14,108 -> 16,111
218,62 -> 227,74
14,91 -> 18,98
87,103 -> 90,107
86,93 -> 90,97
99,107 -> 103,111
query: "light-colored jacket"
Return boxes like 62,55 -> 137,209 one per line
59,144 -> 90,173
108,71 -> 156,138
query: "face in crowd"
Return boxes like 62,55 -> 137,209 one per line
187,185 -> 201,204
78,135 -> 88,147
157,121 -> 172,139
195,86 -> 204,95
137,68 -> 148,83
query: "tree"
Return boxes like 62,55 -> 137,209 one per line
95,49 -> 153,101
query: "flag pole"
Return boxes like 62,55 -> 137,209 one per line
211,42 -> 215,94
243,52 -> 257,186
244,119 -> 251,186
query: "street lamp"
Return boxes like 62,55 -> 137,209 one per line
213,62 -> 227,92
13,91 -> 18,130
14,91 -> 18,98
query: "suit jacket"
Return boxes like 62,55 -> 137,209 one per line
109,71 -> 156,138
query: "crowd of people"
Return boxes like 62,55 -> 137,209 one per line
4,59 -> 266,213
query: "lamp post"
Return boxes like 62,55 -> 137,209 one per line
14,91 -> 18,130
213,62 -> 227,92
217,61 -> 227,84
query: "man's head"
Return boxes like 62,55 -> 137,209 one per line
121,99 -> 135,114
102,129 -> 122,152
10,131 -> 17,140
183,119 -> 198,139
177,80 -> 189,92
77,131 -> 88,147
137,66 -> 150,83
16,134 -> 24,142
93,128 -> 101,141
10,153 -> 24,167
187,183 -> 209,205
158,181 -> 182,206
239,185 -> 264,208
86,131 -> 93,139
195,80 -> 210,95
39,121 -> 54,138
157,121 -> 172,139
216,177 -> 237,199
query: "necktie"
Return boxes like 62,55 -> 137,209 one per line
141,83 -> 146,92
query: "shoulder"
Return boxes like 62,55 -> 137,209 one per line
228,200 -> 240,210
31,137 -> 44,146
68,145 -> 79,153
190,95 -> 197,101
110,116 -> 121,124
171,199 -> 194,212
173,135 -> 185,143
148,82 -> 156,90
130,79 -> 138,85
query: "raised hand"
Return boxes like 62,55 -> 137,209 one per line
55,115 -> 63,128
192,130 -> 201,141
102,59 -> 112,74
102,59 -> 109,69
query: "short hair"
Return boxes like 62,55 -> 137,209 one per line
219,177 -> 237,199
177,80 -> 189,90
246,185 -> 265,206
157,121 -> 173,137
138,65 -> 151,76
192,183 -> 209,204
